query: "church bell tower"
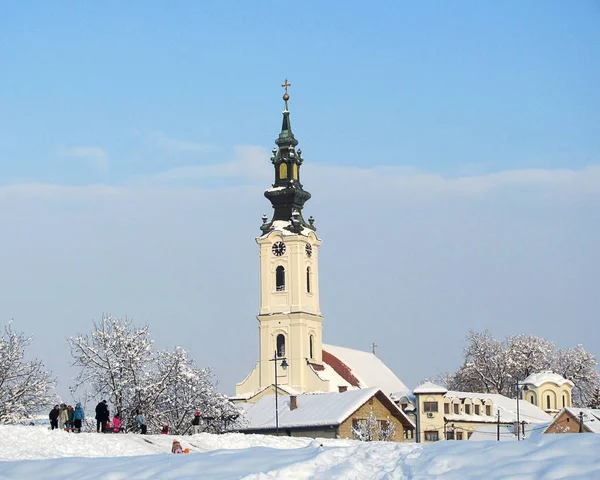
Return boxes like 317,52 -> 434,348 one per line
236,80 -> 329,398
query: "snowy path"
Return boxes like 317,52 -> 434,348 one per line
1,426 -> 599,479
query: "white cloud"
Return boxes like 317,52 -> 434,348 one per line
136,144 -> 600,201
141,145 -> 270,184
142,130 -> 221,154
63,146 -> 109,171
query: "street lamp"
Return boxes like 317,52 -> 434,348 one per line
269,351 -> 288,435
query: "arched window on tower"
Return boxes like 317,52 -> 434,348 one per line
279,163 -> 288,180
277,334 -> 285,358
309,334 -> 314,359
563,394 -> 566,408
276,266 -> 285,291
306,267 -> 311,293
546,395 -> 551,410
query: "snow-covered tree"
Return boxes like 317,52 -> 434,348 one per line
446,330 -> 510,394
148,347 -> 240,435
555,345 -> 600,407
68,316 -> 153,431
0,323 -> 56,423
69,315 -> 239,433
446,331 -> 599,406
587,387 -> 600,409
504,334 -> 554,380
351,410 -> 396,442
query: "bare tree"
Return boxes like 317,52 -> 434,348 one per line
0,323 -> 56,423
351,410 -> 397,442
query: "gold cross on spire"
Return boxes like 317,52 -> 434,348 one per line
281,78 -> 291,94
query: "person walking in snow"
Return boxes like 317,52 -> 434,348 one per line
191,411 -> 201,434
49,405 -> 60,430
73,402 -> 85,433
59,404 -> 69,429
67,405 -> 75,430
95,400 -> 109,433
136,409 -> 147,434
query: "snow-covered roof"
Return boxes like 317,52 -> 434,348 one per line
321,344 -> 408,395
258,220 -> 315,239
413,382 -> 448,394
550,408 -> 600,434
237,387 -> 414,431
310,361 -> 358,392
522,371 -> 574,388
444,390 -> 553,424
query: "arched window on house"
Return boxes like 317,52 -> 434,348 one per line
309,334 -> 314,359
276,266 -> 285,291
277,334 -> 285,358
547,395 -> 551,410
306,267 -> 311,293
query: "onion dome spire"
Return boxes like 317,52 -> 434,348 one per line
261,79 -> 315,235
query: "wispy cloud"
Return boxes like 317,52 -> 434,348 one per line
142,130 -> 221,154
141,145 -> 269,184
63,146 -> 109,171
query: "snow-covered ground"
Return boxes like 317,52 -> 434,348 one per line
1,425 -> 599,479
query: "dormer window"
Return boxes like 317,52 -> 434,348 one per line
276,266 -> 285,291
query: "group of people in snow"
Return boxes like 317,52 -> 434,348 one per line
48,403 -> 85,432
48,401 -> 200,437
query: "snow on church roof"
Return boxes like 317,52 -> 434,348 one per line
321,344 -> 408,395
238,387 -> 414,431
522,371 -> 574,388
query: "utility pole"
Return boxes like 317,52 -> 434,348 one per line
497,411 -> 501,441
516,379 -> 521,441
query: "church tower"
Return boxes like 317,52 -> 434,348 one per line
236,80 -> 330,398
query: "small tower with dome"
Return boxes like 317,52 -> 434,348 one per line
521,371 -> 574,415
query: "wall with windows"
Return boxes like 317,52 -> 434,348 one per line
415,391 -> 507,442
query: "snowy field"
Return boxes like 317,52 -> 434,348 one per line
1,426 -> 600,479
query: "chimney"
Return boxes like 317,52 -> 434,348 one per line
338,386 -> 348,393
290,395 -> 298,410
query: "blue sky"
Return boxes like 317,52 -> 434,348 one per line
2,1 -> 599,184
1,1 -> 599,398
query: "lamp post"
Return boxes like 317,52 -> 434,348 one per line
270,350 -> 288,435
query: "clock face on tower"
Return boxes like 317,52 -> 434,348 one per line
272,241 -> 286,256
305,243 -> 312,258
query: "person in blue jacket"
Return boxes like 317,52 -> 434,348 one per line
136,409 -> 147,434
73,402 -> 85,433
